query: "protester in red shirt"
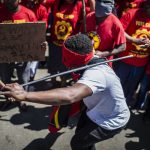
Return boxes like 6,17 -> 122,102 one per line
0,0 -> 37,22
115,0 -> 145,18
81,0 -> 126,66
21,0 -> 48,27
114,0 -> 150,106
0,0 -> 37,111
47,0 -> 83,87
119,11 -> 150,66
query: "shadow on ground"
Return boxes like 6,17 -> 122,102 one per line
7,109 -> 150,150
10,105 -> 52,131
8,105 -> 79,149
23,133 -> 64,150
125,110 -> 150,150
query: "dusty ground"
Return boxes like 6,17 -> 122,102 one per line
0,68 -> 150,150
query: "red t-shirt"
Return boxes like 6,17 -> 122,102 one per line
42,0 -> 55,13
32,4 -> 48,27
119,8 -> 150,67
81,12 -> 126,60
50,0 -> 83,46
20,1 -> 48,27
79,0 -> 92,14
0,5 -> 37,23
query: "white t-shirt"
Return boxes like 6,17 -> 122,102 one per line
77,64 -> 130,130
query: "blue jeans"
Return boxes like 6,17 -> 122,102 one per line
114,61 -> 146,105
136,74 -> 150,108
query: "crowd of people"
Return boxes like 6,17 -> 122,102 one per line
0,0 -> 150,149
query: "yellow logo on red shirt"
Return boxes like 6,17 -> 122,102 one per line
56,13 -> 74,20
14,20 -> 26,23
87,31 -> 101,50
136,21 -> 150,27
131,29 -> 150,58
54,20 -> 72,46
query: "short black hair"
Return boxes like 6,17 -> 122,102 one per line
64,34 -> 93,55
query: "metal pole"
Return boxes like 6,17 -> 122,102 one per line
82,0 -> 86,33
22,55 -> 133,87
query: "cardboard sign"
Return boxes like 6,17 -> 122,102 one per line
0,22 -> 46,63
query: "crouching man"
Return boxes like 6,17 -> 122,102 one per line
1,34 -> 130,150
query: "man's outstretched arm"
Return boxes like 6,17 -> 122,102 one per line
1,83 -> 93,105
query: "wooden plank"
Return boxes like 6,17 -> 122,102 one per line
0,22 -> 46,63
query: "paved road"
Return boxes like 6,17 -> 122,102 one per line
0,69 -> 150,150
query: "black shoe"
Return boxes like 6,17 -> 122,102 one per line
0,101 -> 13,111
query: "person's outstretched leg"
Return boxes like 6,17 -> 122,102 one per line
70,107 -> 122,150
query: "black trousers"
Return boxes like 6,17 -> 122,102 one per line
70,107 -> 124,150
